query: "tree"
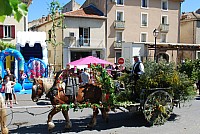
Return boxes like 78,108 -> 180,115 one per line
47,0 -> 65,70
0,0 -> 28,22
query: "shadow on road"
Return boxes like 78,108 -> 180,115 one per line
8,110 -> 178,134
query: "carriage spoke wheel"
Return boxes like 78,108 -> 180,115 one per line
143,90 -> 173,125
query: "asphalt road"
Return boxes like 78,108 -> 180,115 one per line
2,94 -> 200,134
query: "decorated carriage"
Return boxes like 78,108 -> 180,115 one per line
89,63 -> 176,126
113,60 -> 196,125
31,58 -> 196,131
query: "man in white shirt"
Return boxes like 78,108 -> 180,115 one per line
132,56 -> 145,101
81,68 -> 90,85
132,56 -> 144,77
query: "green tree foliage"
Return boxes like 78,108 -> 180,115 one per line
47,0 -> 65,67
0,41 -> 15,50
178,59 -> 200,82
0,0 -> 28,22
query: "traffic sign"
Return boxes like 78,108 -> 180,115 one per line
118,57 -> 125,65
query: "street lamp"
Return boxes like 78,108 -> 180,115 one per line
153,28 -> 159,62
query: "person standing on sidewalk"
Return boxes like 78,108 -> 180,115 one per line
81,68 -> 90,85
4,68 -> 18,104
4,75 -> 16,108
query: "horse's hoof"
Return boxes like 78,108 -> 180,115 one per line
2,127 -> 9,134
65,121 -> 72,129
87,122 -> 96,128
48,122 -> 55,130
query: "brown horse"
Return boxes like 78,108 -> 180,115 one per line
31,70 -> 109,131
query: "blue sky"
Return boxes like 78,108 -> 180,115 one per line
28,0 -> 200,22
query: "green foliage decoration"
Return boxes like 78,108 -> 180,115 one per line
117,60 -> 196,125
91,64 -> 115,105
119,60 -> 196,102
136,60 -> 196,101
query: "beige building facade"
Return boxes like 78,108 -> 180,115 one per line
82,0 -> 184,64
0,16 -> 27,45
32,5 -> 106,69
180,9 -> 200,60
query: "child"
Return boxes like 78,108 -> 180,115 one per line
4,76 -> 16,108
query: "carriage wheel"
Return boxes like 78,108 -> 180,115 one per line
143,90 -> 173,125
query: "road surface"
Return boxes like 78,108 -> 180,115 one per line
2,94 -> 200,134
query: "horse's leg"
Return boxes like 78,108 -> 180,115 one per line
0,94 -> 8,134
47,107 -> 61,131
100,108 -> 109,123
87,107 -> 99,128
62,109 -> 72,129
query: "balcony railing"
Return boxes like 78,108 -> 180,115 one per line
114,41 -> 125,48
79,38 -> 90,47
63,37 -> 76,47
160,24 -> 169,32
114,20 -> 125,29
64,37 -> 106,48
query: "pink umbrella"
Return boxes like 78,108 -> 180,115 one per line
68,56 -> 113,66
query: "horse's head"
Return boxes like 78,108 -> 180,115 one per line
32,78 -> 44,102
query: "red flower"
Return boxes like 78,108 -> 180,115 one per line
106,93 -> 110,101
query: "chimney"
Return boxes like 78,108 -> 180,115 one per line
71,0 -> 75,11
47,14 -> 51,21
42,15 -> 46,23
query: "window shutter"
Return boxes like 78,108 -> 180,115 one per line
0,25 -> 3,38
11,25 -> 15,38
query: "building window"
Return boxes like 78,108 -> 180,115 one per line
141,0 -> 148,8
140,32 -> 147,42
116,10 -> 124,21
161,15 -> 168,24
79,27 -> 90,46
4,26 -> 11,38
196,51 -> 200,59
116,31 -> 123,42
116,0 -> 124,5
197,21 -> 200,28
69,32 -> 75,37
161,0 -> 168,10
48,30 -> 51,40
161,33 -> 167,43
0,25 -> 15,39
115,51 -> 122,63
141,13 -> 148,27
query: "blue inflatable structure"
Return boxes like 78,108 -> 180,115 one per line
21,58 -> 48,90
0,49 -> 48,93
0,48 -> 25,79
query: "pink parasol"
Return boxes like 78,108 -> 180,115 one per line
68,56 -> 113,66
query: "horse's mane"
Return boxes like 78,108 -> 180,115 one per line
53,70 -> 63,86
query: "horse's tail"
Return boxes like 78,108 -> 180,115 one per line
0,93 -> 8,134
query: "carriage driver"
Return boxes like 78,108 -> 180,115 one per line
131,56 -> 145,100
132,56 -> 144,80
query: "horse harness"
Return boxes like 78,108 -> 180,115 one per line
35,79 -> 45,96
